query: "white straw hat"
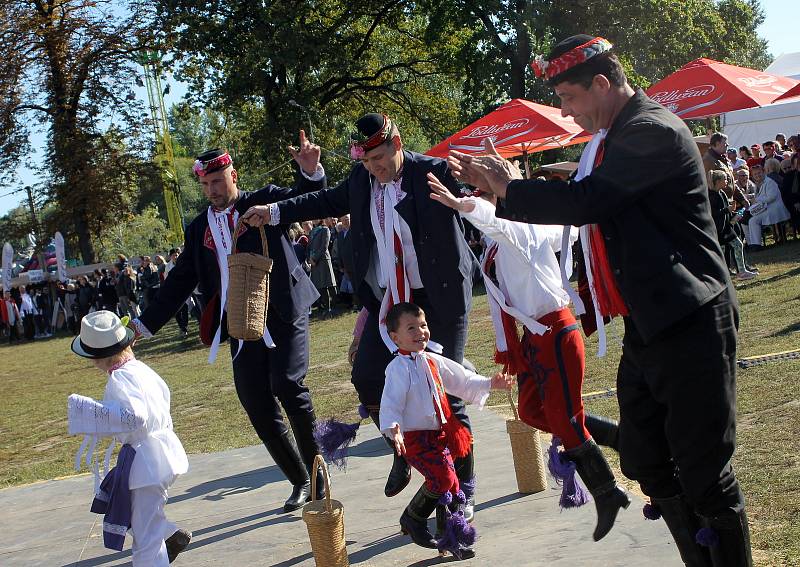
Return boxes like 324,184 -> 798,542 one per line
71,310 -> 135,359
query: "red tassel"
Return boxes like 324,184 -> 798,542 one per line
443,418 -> 472,458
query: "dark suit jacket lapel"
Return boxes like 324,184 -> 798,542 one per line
395,151 -> 418,235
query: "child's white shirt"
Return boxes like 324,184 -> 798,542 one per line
68,359 -> 188,490
379,351 -> 490,436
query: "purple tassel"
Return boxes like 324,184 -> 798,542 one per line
547,437 -> 591,509
436,498 -> 477,558
313,418 -> 361,470
357,404 -> 370,420
695,527 -> 719,547
643,502 -> 662,520
438,491 -> 453,507
460,476 -> 476,501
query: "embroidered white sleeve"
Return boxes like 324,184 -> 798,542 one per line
300,163 -> 325,181
67,394 -> 145,436
379,359 -> 409,435
433,355 -> 491,408
130,318 -> 152,338
268,203 -> 281,225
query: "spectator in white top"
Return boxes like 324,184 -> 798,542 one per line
19,285 -> 38,340
726,148 -> 746,171
747,162 -> 791,248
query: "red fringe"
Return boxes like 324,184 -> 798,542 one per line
588,225 -> 628,317
443,418 -> 472,458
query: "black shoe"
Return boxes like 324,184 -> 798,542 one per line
370,411 -> 411,497
584,413 -> 620,452
263,431 -> 311,512
400,486 -> 439,549
165,528 -> 192,563
698,509 -> 753,567
651,495 -> 712,567
288,412 -> 326,501
565,439 -> 631,541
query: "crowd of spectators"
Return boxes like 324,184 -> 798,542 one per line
0,248 -> 198,345
702,131 -> 799,280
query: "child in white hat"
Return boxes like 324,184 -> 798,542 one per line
68,310 -> 190,565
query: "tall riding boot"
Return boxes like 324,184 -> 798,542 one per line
288,412 -> 325,501
651,495 -> 712,567
564,439 -> 631,541
584,413 -> 619,452
697,509 -> 753,567
369,410 -> 411,497
264,430 -> 311,512
400,485 -> 440,549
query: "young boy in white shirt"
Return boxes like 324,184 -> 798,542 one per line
380,302 -> 512,559
68,310 -> 191,565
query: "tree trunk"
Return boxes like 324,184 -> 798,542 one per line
74,209 -> 95,265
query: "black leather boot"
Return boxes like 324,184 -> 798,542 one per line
265,430 -> 311,512
652,495 -> 712,566
564,439 -> 631,541
453,446 -> 475,523
288,412 -> 325,501
400,485 -> 439,549
369,410 -> 411,497
698,509 -> 753,567
584,413 -> 619,452
165,528 -> 192,563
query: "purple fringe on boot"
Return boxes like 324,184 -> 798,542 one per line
695,527 -> 719,547
643,502 -> 662,520
547,437 -> 591,510
460,476 -> 476,501
436,490 -> 476,558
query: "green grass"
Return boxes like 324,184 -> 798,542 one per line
1,241 -> 798,565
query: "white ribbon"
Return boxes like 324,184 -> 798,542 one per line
481,241 -> 549,350
206,206 -> 276,363
563,129 -> 609,357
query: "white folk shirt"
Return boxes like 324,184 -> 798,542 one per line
379,351 -> 490,437
20,293 -> 37,315
462,197 -> 575,330
68,359 -> 188,490
369,176 -> 423,290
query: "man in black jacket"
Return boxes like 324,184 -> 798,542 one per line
130,131 -> 328,513
448,36 -> 751,566
242,114 -> 479,538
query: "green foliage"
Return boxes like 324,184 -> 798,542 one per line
95,205 -> 172,262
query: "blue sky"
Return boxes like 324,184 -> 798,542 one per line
1,0 -> 795,216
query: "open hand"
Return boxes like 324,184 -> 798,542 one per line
241,205 -> 271,227
490,371 -> 515,390
288,129 -> 321,175
448,138 -> 522,199
427,173 -> 475,213
391,424 -> 406,456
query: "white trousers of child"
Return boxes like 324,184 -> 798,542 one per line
130,484 -> 177,567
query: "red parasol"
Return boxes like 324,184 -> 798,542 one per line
772,81 -> 800,103
426,99 -> 590,159
646,58 -> 799,119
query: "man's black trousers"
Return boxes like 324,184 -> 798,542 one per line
229,306 -> 315,442
618,287 -> 745,516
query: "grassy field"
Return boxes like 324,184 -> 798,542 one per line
1,241 -> 798,565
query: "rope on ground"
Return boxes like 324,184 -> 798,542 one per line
77,515 -> 98,562
737,349 -> 800,368
581,388 -> 617,401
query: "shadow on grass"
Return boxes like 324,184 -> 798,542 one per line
70,507 -> 298,566
168,465 -> 285,504
770,321 -> 800,337
735,265 -> 800,291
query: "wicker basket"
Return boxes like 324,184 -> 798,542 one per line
226,221 -> 273,340
505,390 -> 548,494
302,455 -> 349,567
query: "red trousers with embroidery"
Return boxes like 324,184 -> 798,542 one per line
517,307 -> 591,449
403,429 -> 459,495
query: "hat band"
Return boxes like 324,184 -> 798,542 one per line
79,339 -> 129,358
350,115 -> 393,159
531,37 -> 613,80
194,153 -> 233,177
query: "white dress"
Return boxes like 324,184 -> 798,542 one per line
747,176 -> 791,245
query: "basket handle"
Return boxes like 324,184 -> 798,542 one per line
310,454 -> 333,513
232,218 -> 270,258
507,388 -> 520,421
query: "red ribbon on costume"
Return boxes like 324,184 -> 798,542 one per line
587,139 -> 629,318
484,244 -> 527,375
426,357 -> 472,458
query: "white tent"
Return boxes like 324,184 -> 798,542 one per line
721,96 -> 800,149
765,52 -> 800,80
720,52 -> 800,148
